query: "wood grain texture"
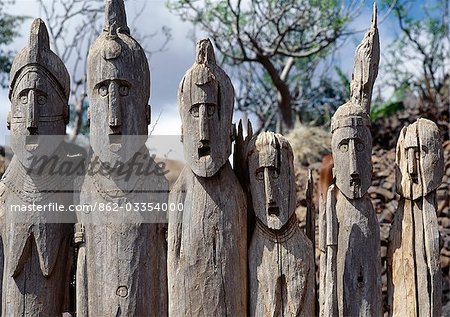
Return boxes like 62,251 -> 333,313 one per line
246,132 -> 315,317
0,18 -> 73,316
387,118 -> 444,317
167,164 -> 247,316
320,6 -> 381,316
168,38 -> 247,316
76,1 -> 169,315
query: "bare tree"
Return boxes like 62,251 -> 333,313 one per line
381,0 -> 449,124
38,0 -> 172,139
168,0 -> 363,132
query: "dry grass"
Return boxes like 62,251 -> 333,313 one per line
286,124 -> 331,167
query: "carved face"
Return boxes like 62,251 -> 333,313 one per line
9,71 -> 66,168
180,78 -> 232,177
248,133 -> 296,230
331,125 -> 372,199
89,77 -> 148,165
396,119 -> 443,199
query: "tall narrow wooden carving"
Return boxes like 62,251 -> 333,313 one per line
320,4 -> 381,316
387,118 -> 444,317
76,0 -> 168,315
247,132 -> 315,316
167,38 -> 247,316
0,18 -> 74,315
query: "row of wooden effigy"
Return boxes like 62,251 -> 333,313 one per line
0,0 -> 445,316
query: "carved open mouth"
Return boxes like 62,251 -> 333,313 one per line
268,204 -> 280,217
409,173 -> 418,183
198,142 -> 211,158
350,177 -> 361,187
109,134 -> 122,152
25,134 -> 39,151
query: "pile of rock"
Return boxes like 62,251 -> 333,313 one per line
294,139 -> 450,311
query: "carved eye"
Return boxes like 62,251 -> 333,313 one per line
37,95 -> 47,105
207,104 -> 215,117
99,85 -> 108,97
269,168 -> 279,179
339,143 -> 348,152
190,105 -> 199,118
421,145 -> 428,157
356,142 -> 364,152
255,169 -> 264,181
20,95 -> 28,104
119,85 -> 129,96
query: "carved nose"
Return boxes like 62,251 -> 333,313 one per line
26,90 -> 38,130
108,84 -> 122,131
264,168 -> 274,206
199,106 -> 209,141
407,148 -> 418,177
349,142 -> 358,177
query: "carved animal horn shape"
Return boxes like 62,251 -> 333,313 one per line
350,2 -> 380,113
104,0 -> 130,34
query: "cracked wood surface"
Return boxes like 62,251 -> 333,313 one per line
167,164 -> 247,316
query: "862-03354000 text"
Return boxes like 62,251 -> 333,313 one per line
9,202 -> 184,213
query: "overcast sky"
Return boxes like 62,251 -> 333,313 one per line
0,0 -> 401,149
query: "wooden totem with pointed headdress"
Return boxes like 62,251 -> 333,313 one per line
0,18 -> 76,315
387,118 -> 444,316
75,0 -> 168,315
246,131 -> 315,316
167,38 -> 247,316
319,4 -> 381,316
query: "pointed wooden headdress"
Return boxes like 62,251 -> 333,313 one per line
331,3 -> 379,133
87,0 -> 149,101
9,18 -> 70,101
178,38 -> 234,122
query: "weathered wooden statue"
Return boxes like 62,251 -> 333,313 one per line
247,132 -> 315,316
167,38 -> 247,316
387,118 -> 444,317
319,4 -> 381,316
76,0 -> 168,315
0,18 -> 75,315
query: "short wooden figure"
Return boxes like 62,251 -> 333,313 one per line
387,118 -> 444,317
247,132 -> 315,316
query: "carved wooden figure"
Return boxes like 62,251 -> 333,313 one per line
320,4 -> 381,316
387,118 -> 444,317
167,38 -> 247,316
76,0 -> 168,315
247,132 -> 315,316
0,18 -> 75,316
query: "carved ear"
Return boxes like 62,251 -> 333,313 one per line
87,107 -> 90,127
7,112 -> 11,130
146,104 -> 151,125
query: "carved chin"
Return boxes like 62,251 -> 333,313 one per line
337,182 -> 364,199
25,135 -> 39,152
191,159 -> 220,177
401,182 -> 423,201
